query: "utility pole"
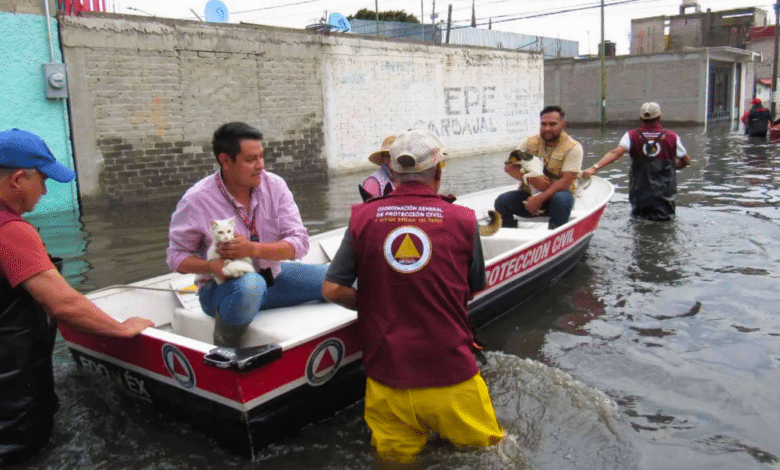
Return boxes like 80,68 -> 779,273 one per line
600,0 -> 607,129
421,0 -> 425,41
772,0 -> 779,117
446,4 -> 452,44
375,0 -> 379,37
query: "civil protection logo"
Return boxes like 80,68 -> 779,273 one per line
162,344 -> 196,389
306,338 -> 344,386
643,141 -> 662,157
641,133 -> 663,158
383,226 -> 432,273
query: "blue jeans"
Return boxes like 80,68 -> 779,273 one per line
494,190 -> 574,230
198,262 -> 328,326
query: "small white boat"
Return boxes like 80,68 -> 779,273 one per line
58,177 -> 614,458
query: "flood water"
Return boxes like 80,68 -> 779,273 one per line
16,125 -> 780,470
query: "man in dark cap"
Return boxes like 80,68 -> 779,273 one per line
0,128 -> 154,464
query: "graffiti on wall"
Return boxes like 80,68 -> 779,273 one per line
415,85 -> 541,138
416,86 -> 498,137
503,86 -> 542,132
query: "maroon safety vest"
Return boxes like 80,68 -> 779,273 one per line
349,182 -> 480,389
627,122 -> 677,162
626,123 -> 679,219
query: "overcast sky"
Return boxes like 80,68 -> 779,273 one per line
111,0 -> 776,55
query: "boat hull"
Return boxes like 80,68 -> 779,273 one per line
59,179 -> 614,458
60,319 -> 365,459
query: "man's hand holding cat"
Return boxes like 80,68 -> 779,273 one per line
206,258 -> 228,283
527,175 -> 551,192
217,234 -> 255,260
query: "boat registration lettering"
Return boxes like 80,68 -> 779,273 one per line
124,371 -> 152,401
80,355 -> 111,378
78,355 -> 151,401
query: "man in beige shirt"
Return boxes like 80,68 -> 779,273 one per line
494,105 -> 583,229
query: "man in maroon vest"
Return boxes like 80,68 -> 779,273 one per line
0,129 -> 153,464
322,130 -> 503,464
582,102 -> 691,221
741,98 -> 774,137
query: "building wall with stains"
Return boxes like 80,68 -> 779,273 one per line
60,14 -> 542,206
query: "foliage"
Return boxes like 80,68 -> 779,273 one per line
348,8 -> 420,24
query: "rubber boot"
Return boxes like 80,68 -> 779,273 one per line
213,314 -> 250,348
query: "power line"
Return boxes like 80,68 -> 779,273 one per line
232,0 -> 321,15
463,0 -> 646,27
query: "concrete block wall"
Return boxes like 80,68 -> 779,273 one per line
630,18 -> 666,55
746,37 -> 774,100
545,52 -> 705,125
60,14 -> 541,206
61,15 -> 333,205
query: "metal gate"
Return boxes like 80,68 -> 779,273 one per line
708,61 -> 732,122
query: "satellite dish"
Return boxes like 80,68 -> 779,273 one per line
328,12 -> 351,32
204,0 -> 229,23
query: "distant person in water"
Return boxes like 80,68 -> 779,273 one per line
582,102 -> 691,221
359,135 -> 396,202
741,98 -> 773,138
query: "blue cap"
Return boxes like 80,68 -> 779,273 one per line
0,129 -> 76,183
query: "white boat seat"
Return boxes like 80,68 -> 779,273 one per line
481,227 -> 550,260
168,276 -> 356,348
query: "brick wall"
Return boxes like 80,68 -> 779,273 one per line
746,36 -> 775,102
60,14 -> 541,206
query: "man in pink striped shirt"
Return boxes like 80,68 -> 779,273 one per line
166,122 -> 327,346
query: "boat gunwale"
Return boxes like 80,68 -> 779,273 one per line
73,177 -> 614,358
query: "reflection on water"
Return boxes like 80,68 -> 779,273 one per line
18,126 -> 780,470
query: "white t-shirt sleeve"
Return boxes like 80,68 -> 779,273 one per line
676,136 -> 688,157
618,132 -> 631,151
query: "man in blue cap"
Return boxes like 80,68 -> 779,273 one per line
0,129 -> 154,464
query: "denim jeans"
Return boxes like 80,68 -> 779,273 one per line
198,262 -> 328,326
494,189 -> 574,230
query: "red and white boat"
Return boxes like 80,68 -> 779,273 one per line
58,177 -> 614,458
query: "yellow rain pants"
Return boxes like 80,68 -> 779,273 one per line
364,373 -> 503,464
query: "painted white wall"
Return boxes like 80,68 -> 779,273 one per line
322,43 -> 543,173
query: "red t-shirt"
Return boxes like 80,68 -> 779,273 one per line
0,220 -> 55,288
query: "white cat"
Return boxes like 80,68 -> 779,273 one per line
206,217 -> 255,285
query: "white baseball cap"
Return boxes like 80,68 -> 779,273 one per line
388,130 -> 449,174
639,102 -> 661,120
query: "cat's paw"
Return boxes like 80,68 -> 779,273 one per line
222,260 -> 255,278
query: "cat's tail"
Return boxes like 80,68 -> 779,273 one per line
479,210 -> 502,237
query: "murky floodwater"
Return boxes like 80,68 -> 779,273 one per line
16,125 -> 780,470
